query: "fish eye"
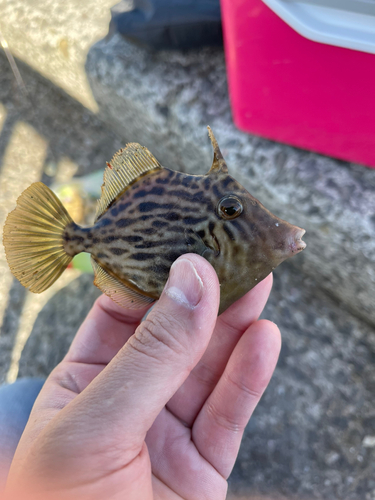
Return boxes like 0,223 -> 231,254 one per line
217,196 -> 243,220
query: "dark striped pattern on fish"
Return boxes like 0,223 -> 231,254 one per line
63,168 -> 233,297
4,128 -> 306,314
63,166 -> 305,312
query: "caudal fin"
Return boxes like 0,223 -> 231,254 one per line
3,182 -> 73,293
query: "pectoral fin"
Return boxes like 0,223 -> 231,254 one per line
91,258 -> 154,309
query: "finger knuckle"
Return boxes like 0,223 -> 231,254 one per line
129,311 -> 188,363
226,371 -> 262,399
206,400 -> 244,433
207,402 -> 247,434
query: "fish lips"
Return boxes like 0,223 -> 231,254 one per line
289,227 -> 306,255
266,224 -> 307,268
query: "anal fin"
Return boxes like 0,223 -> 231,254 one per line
91,258 -> 154,309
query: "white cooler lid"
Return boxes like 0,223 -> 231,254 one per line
262,0 -> 375,54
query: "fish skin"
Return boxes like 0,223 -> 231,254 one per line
63,165 -> 306,314
3,128 -> 306,313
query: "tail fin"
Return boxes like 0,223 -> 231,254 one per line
3,182 -> 73,293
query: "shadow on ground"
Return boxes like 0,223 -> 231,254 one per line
0,51 -> 123,382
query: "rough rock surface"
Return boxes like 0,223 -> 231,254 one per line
86,35 -> 375,328
0,0 -> 116,110
230,262 -> 375,500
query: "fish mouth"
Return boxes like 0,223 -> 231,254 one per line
291,227 -> 306,254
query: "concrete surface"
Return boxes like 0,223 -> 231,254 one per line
0,2 -> 375,499
18,274 -> 100,378
230,262 -> 375,500
0,52 -> 123,383
86,34 -> 375,328
0,0 -> 117,111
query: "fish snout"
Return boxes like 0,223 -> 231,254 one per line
288,226 -> 306,255
268,222 -> 306,267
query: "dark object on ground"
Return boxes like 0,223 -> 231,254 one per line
109,0 -> 222,50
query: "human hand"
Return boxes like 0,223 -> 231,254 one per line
5,254 -> 281,500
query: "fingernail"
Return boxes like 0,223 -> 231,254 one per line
165,259 -> 203,309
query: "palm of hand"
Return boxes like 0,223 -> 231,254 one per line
5,256 -> 280,500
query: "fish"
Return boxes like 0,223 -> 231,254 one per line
3,127 -> 306,314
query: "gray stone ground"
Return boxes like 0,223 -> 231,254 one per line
86,35 -> 375,329
1,31 -> 375,500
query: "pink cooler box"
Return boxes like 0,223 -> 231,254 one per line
220,0 -> 375,168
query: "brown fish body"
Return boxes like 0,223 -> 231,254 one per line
63,166 -> 304,314
3,128 -> 306,314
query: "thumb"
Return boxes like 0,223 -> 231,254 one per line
60,254 -> 219,453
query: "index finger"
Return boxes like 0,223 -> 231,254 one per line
65,294 -> 152,365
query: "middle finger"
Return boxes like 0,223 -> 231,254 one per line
166,273 -> 273,426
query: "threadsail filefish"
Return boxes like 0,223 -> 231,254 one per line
3,128 -> 306,314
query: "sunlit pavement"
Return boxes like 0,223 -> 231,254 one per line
0,0 -> 119,382
0,0 -> 116,110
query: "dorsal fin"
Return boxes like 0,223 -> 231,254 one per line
207,126 -> 228,175
95,143 -> 162,221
